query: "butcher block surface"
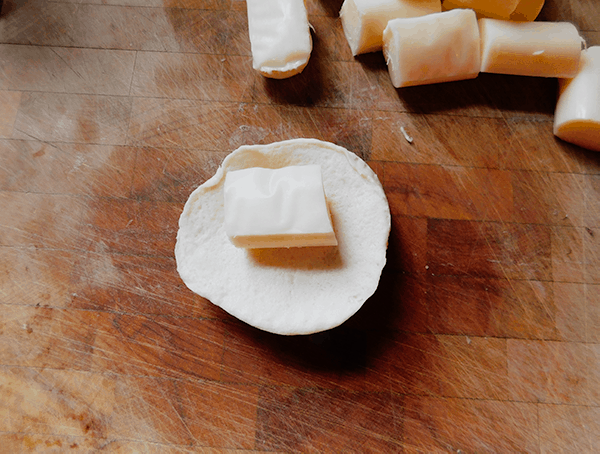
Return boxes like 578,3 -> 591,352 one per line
1,0 -> 600,452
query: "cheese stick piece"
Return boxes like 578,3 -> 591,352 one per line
554,47 -> 600,152
340,0 -> 441,56
246,0 -> 312,79
224,165 -> 337,249
383,9 -> 480,88
479,19 -> 583,78
510,0 -> 545,22
442,0 -> 519,19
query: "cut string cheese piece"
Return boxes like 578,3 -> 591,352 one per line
442,0 -> 544,21
224,165 -> 338,249
340,0 -> 441,56
382,9 -> 481,88
554,46 -> 600,152
479,19 -> 583,78
246,0 -> 312,79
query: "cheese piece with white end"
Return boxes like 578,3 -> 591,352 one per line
224,165 -> 337,248
246,0 -> 312,79
479,19 -> 583,78
442,0 -> 519,19
340,0 -> 441,56
382,9 -> 481,88
554,46 -> 600,152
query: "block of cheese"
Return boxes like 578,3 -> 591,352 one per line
224,165 -> 337,248
443,0 -> 544,21
510,0 -> 545,21
554,46 -> 600,152
479,19 -> 583,78
340,0 -> 441,56
246,0 -> 312,78
382,9 -> 480,88
175,139 -> 391,335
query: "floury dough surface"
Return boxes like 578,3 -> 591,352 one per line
175,139 -> 391,335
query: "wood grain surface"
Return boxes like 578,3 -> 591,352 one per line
1,0 -> 600,452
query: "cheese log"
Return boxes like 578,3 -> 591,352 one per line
246,0 -> 312,79
510,0 -> 545,21
382,9 -> 480,88
479,19 -> 583,78
442,0 -> 519,19
554,46 -> 600,152
340,0 -> 441,56
224,165 -> 337,248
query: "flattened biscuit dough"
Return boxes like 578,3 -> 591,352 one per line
175,139 -> 391,335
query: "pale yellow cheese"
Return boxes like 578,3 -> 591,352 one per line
246,0 -> 312,78
479,19 -> 583,78
224,165 -> 337,248
382,9 -> 480,88
554,46 -> 600,152
340,0 -> 441,56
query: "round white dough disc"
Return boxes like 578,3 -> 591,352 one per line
175,138 -> 391,335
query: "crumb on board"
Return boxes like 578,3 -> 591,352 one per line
400,126 -> 413,143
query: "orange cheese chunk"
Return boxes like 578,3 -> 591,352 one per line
442,0 -> 544,20
442,0 -> 519,19
510,0 -> 545,21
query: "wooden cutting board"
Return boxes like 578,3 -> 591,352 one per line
1,0 -> 600,451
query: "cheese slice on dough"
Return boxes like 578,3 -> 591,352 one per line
224,165 -> 337,248
175,139 -> 391,335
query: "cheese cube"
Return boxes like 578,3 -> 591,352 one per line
340,0 -> 441,56
382,9 -> 481,88
554,46 -> 600,152
246,0 -> 312,79
479,19 -> 583,78
224,165 -> 338,249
